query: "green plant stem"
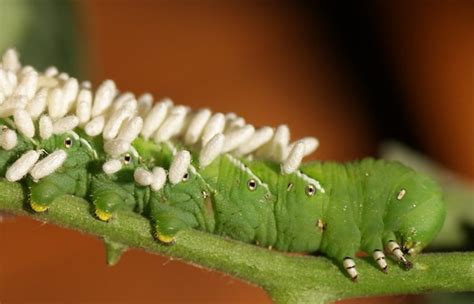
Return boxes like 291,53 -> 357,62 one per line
1,180 -> 473,304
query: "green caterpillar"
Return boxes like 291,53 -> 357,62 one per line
0,48 -> 446,280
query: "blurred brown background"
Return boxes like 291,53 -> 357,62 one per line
1,1 -> 473,303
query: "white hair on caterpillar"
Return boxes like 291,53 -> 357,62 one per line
76,88 -> 93,125
39,115 -> 53,139
199,133 -> 224,168
110,92 -> 135,113
91,79 -> 116,117
141,99 -> 171,139
85,115 -> 105,137
201,113 -> 225,146
137,93 -> 153,118
13,109 -> 35,138
57,72 -> 69,81
235,126 -> 274,156
134,168 -> 153,186
48,87 -> 67,119
53,115 -> 79,134
26,88 -> 48,119
1,128 -> 17,150
117,116 -> 143,143
222,124 -> 254,153
44,66 -> 59,77
103,107 -> 135,140
14,70 -> 38,100
30,149 -> 68,181
169,150 -> 191,185
102,159 -> 122,175
80,80 -> 91,89
6,150 -> 40,182
2,48 -> 21,72
285,137 -> 319,159
281,141 -> 305,175
153,106 -> 188,143
0,95 -> 27,118
62,77 -> 79,111
0,69 -> 13,96
103,139 -> 130,157
224,115 -> 246,133
184,108 -> 212,145
151,166 -> 167,192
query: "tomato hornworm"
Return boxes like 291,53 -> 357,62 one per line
0,48 -> 446,280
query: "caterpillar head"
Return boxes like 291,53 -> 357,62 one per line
388,172 -> 446,255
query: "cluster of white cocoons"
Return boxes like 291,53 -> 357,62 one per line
0,49 -> 78,182
0,48 -> 320,189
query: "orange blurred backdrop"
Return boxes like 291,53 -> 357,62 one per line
1,1 -> 473,303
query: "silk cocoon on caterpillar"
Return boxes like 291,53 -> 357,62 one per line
0,48 -> 445,280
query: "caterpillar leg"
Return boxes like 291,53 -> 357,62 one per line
91,176 -> 137,222
386,240 -> 413,270
361,238 -> 389,273
92,191 -> 124,222
29,182 -> 58,212
29,174 -> 75,212
372,250 -> 388,273
149,201 -> 197,245
320,228 -> 361,280
319,213 -> 361,280
152,210 -> 188,244
342,257 -> 358,281
320,230 -> 360,280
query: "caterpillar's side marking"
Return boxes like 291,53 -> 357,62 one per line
294,169 -> 325,194
397,189 -> 406,200
0,48 -> 446,281
225,154 -> 269,192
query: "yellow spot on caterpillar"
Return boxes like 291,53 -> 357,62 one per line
30,201 -> 49,213
397,189 -> 406,200
316,219 -> 326,231
95,209 -> 113,222
155,232 -> 175,244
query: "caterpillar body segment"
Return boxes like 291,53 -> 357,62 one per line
141,139 -> 276,246
148,163 -> 216,244
0,48 -> 446,281
93,137 -> 276,247
28,131 -> 103,212
242,159 -> 326,252
91,173 -> 146,222
299,159 -> 445,273
112,139 -> 444,279
196,154 -> 276,246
